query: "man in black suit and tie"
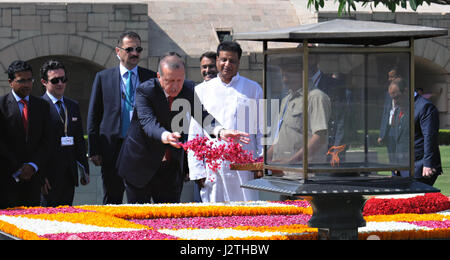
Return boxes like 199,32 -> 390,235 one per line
116,52 -> 249,204
0,60 -> 52,209
40,60 -> 90,207
87,31 -> 157,204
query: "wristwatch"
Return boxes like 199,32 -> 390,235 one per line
217,128 -> 224,140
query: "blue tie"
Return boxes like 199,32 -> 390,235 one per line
125,70 -> 134,107
121,70 -> 134,138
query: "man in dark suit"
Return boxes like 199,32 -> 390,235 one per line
378,66 -> 403,163
387,79 -> 410,172
116,52 -> 249,204
87,31 -> 156,204
40,60 -> 90,207
414,91 -> 442,186
0,60 -> 52,209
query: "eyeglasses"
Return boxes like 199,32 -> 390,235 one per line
48,76 -> 68,84
117,46 -> 143,53
14,78 -> 35,84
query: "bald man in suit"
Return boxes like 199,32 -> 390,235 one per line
116,52 -> 249,204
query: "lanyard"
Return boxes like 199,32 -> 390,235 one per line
57,103 -> 69,136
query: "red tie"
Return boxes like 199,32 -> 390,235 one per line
168,96 -> 174,110
19,99 -> 28,132
163,96 -> 175,162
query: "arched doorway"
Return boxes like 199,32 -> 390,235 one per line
29,55 -> 104,132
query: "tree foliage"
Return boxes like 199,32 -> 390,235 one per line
307,0 -> 450,14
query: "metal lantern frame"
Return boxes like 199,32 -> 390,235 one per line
234,19 -> 447,239
235,19 -> 448,183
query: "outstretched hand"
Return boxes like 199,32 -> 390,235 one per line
219,129 -> 250,144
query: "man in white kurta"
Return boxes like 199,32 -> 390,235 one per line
188,41 -> 263,202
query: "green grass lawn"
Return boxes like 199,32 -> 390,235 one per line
349,145 -> 449,196
435,145 -> 450,196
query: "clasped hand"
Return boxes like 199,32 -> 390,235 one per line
18,163 -> 36,181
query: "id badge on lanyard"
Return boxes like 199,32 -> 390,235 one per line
58,104 -> 74,146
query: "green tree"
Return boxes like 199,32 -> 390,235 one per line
308,0 -> 450,14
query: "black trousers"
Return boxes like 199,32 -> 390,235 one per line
41,166 -> 75,207
0,174 -> 41,209
101,139 -> 125,205
125,160 -> 184,204
102,166 -> 125,204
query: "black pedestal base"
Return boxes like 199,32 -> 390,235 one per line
306,195 -> 367,240
241,176 -> 441,240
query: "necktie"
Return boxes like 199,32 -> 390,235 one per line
168,96 -> 174,111
125,70 -> 134,107
163,96 -> 175,162
56,100 -> 66,122
121,71 -> 134,138
19,99 -> 28,132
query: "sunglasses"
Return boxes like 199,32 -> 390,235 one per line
117,46 -> 143,53
14,78 -> 35,84
48,76 -> 68,84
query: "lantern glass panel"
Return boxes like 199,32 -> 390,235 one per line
265,51 -> 411,180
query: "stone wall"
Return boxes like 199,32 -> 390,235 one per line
0,3 -> 148,96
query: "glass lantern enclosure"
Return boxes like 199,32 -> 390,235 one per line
234,19 -> 447,186
264,49 -> 412,181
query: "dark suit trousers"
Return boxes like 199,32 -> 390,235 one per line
124,160 -> 183,204
0,174 -> 41,209
41,165 -> 75,207
101,139 -> 125,204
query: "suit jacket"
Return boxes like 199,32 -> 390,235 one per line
0,93 -> 52,180
414,94 -> 442,177
42,94 -> 89,186
117,78 -> 219,188
87,66 -> 156,169
391,107 -> 409,165
379,91 -> 392,141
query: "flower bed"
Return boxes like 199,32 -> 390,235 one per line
0,193 -> 448,240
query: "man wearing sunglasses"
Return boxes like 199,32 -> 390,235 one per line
87,31 -> 157,204
40,60 -> 90,207
0,60 -> 52,209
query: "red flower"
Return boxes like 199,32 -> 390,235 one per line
363,193 -> 450,216
181,136 -> 260,172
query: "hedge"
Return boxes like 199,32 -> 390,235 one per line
440,129 -> 450,145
